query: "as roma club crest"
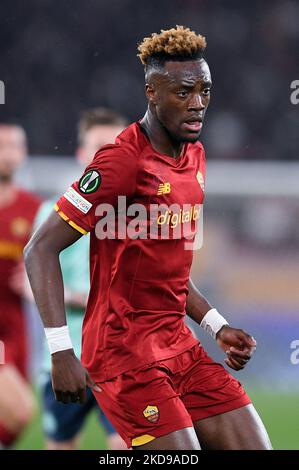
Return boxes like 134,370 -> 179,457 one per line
196,171 -> 205,191
143,405 -> 159,423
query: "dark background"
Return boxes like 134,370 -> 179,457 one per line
0,0 -> 298,158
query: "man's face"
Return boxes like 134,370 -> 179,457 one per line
76,124 -> 124,166
0,125 -> 27,180
146,59 -> 212,143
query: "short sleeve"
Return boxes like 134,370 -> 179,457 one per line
55,145 -> 138,234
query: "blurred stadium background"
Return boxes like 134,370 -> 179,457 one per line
0,0 -> 298,450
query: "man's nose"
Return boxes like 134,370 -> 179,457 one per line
188,94 -> 205,110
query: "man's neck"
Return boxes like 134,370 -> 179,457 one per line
140,109 -> 184,158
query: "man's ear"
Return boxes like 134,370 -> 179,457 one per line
145,83 -> 157,105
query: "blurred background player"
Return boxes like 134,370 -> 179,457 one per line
0,123 -> 41,448
34,108 -> 127,450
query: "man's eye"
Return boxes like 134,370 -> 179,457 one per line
203,88 -> 211,96
177,91 -> 188,98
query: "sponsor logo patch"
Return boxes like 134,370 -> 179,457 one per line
143,405 -> 159,423
64,187 -> 92,214
79,169 -> 101,194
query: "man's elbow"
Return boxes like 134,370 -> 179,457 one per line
23,234 -> 44,268
24,236 -> 36,267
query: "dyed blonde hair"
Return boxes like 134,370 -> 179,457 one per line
138,25 -> 206,69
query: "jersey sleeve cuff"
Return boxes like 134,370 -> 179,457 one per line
54,204 -> 88,235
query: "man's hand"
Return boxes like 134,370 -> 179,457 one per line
51,349 -> 101,404
216,325 -> 257,371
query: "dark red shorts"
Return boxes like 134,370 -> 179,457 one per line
92,343 -> 251,448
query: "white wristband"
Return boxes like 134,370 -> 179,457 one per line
200,308 -> 228,340
44,326 -> 73,354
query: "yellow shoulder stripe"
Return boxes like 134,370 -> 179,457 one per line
68,220 -> 88,235
54,204 -> 88,235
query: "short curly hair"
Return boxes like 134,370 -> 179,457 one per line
137,25 -> 206,71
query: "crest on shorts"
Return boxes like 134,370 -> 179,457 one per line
143,405 -> 159,423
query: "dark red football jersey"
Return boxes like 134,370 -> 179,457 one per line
0,187 -> 41,375
0,188 -> 41,307
55,122 -> 206,382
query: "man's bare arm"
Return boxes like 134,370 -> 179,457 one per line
24,211 -> 82,326
186,278 -> 256,371
186,278 -> 212,323
24,211 -> 100,403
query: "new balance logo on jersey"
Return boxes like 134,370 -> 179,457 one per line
157,182 -> 171,195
